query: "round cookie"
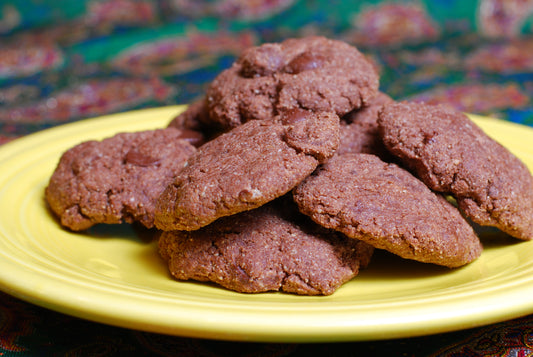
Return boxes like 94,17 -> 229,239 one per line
293,153 -> 483,268
378,101 -> 533,240
158,200 -> 374,295
45,128 -> 197,231
205,36 -> 379,129
337,92 -> 394,158
155,108 -> 340,231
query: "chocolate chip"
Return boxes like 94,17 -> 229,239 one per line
280,108 -> 311,126
177,129 -> 205,147
284,52 -> 326,74
239,44 -> 283,78
423,131 -> 437,145
125,150 -> 160,166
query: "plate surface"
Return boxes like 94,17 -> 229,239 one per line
0,106 -> 533,343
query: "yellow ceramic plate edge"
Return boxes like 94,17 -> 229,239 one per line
0,106 -> 532,343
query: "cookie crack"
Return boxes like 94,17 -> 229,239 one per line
278,233 -> 318,294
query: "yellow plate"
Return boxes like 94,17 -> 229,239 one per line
0,106 -> 533,343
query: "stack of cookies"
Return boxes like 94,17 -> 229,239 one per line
46,36 -> 533,296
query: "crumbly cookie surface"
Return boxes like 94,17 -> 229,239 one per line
158,201 -> 374,295
166,99 -> 211,147
167,99 -> 206,131
45,128 -> 196,231
155,109 -> 340,231
293,153 -> 482,267
205,36 -> 379,129
337,92 -> 394,158
378,101 -> 533,240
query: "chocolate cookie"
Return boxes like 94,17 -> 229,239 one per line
45,128 -> 197,231
293,153 -> 482,267
378,101 -> 533,240
205,36 -> 379,129
167,99 -> 210,147
155,108 -> 340,231
167,99 -> 206,132
158,201 -> 374,295
337,92 -> 394,157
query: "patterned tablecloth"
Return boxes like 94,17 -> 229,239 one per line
1,0 -> 533,356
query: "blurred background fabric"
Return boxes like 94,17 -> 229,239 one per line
1,0 -> 533,144
1,0 -> 533,356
